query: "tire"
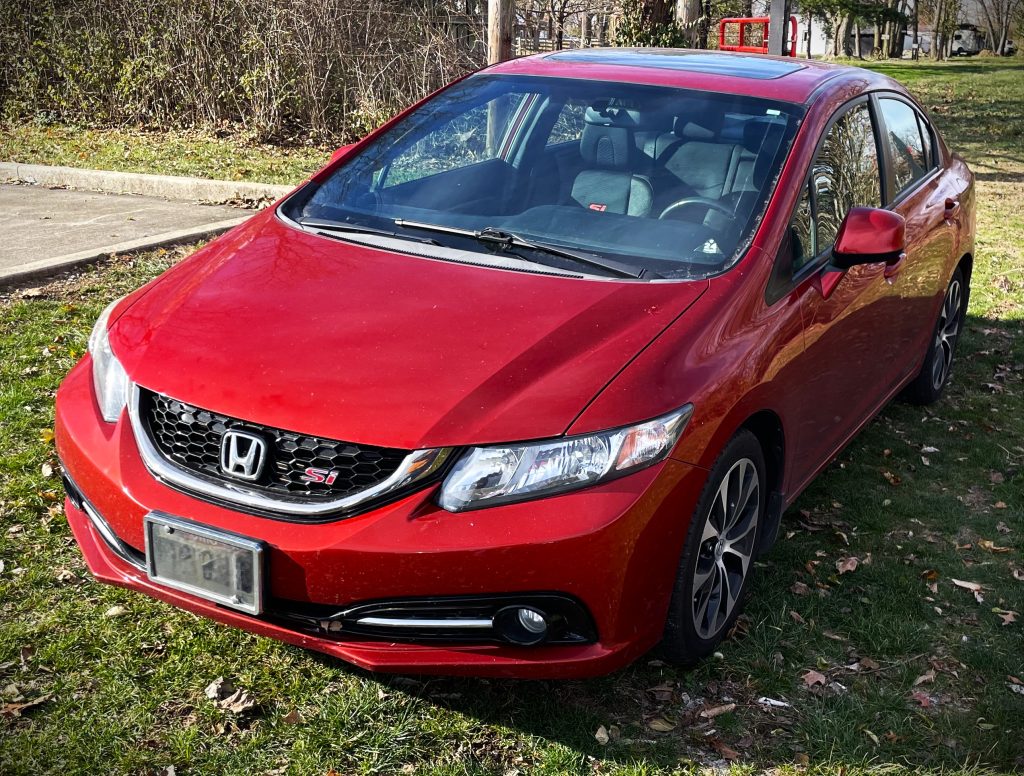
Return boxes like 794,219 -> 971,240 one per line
660,429 -> 766,666
903,266 -> 968,405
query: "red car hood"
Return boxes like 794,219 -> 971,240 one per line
111,211 -> 707,449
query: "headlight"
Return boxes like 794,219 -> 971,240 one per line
437,405 -> 693,511
87,298 -> 130,423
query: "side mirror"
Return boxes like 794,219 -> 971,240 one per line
330,143 -> 356,164
831,207 -> 906,269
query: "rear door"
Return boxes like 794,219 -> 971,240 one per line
873,95 -> 960,374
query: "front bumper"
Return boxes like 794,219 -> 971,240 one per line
56,358 -> 707,678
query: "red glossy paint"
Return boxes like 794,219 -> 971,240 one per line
55,51 -> 975,678
833,207 -> 907,266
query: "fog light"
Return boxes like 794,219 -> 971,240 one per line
494,606 -> 548,645
518,607 -> 546,634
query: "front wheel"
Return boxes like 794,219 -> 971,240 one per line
660,430 -> 765,665
903,266 -> 967,405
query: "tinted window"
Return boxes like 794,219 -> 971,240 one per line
382,91 -> 529,187
285,75 -> 803,280
547,99 -> 588,146
879,98 -> 928,194
917,112 -> 935,168
790,183 -> 813,271
811,103 -> 881,251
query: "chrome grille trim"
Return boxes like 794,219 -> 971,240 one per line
128,384 -> 452,518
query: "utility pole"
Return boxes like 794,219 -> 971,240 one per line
767,0 -> 789,54
912,0 -> 920,60
487,0 -> 515,64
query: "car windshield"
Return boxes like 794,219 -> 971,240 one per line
282,74 -> 803,280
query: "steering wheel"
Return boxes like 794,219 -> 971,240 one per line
658,197 -> 735,221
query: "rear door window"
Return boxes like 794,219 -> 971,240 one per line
878,98 -> 929,195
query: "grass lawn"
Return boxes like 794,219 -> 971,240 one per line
0,124 -> 331,185
1,57 -> 1022,774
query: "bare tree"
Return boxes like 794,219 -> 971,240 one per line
976,0 -> 1023,53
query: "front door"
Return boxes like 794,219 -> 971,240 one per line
778,99 -> 909,490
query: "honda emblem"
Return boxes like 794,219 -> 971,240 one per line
220,430 -> 267,481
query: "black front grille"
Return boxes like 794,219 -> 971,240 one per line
140,389 -> 409,502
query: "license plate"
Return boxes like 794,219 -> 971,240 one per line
144,513 -> 264,614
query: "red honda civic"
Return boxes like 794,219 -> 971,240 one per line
56,49 -> 974,678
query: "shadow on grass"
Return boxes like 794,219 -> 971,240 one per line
296,308 -> 1024,772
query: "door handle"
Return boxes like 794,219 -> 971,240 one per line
884,251 -> 907,281
943,197 -> 961,220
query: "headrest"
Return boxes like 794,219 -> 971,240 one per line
585,101 -> 642,128
580,122 -> 632,170
673,97 -> 724,140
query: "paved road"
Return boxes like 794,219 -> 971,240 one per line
0,183 -> 249,282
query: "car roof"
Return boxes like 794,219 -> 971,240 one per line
484,48 -> 895,105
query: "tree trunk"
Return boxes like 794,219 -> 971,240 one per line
676,0 -> 702,47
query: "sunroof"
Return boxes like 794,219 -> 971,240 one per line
545,49 -> 805,80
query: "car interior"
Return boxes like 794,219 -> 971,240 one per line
290,77 -> 799,279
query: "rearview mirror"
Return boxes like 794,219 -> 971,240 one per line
330,143 -> 356,164
831,207 -> 906,269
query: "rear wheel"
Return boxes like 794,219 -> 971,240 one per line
903,267 -> 967,405
660,430 -> 765,665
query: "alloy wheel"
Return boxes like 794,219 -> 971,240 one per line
691,457 -> 760,639
931,279 -> 962,391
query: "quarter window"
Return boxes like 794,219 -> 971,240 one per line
917,112 -> 935,169
879,98 -> 928,194
546,99 -> 588,146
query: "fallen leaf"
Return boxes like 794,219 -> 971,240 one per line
978,539 -> 1011,554
790,581 -> 811,596
795,752 -> 810,766
836,557 -> 859,575
951,578 -> 985,603
996,521 -> 1011,533
990,472 -> 1005,484
646,682 -> 674,702
646,717 -> 675,732
789,610 -> 806,625
995,609 -> 1018,626
701,702 -> 736,719
594,725 -> 610,745
281,709 -> 303,725
910,690 -> 933,707
913,669 -> 936,686
859,657 -> 880,671
204,677 -> 257,714
883,471 -> 902,485
39,429 -> 54,444
0,694 -> 52,718
802,670 -> 827,687
710,738 -> 741,760
104,605 -> 128,618
863,729 -> 880,746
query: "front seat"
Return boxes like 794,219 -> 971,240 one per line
570,102 -> 653,217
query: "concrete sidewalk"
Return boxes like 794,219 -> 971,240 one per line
0,184 -> 251,286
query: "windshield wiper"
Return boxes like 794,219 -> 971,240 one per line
298,217 -> 439,246
393,219 -> 649,279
